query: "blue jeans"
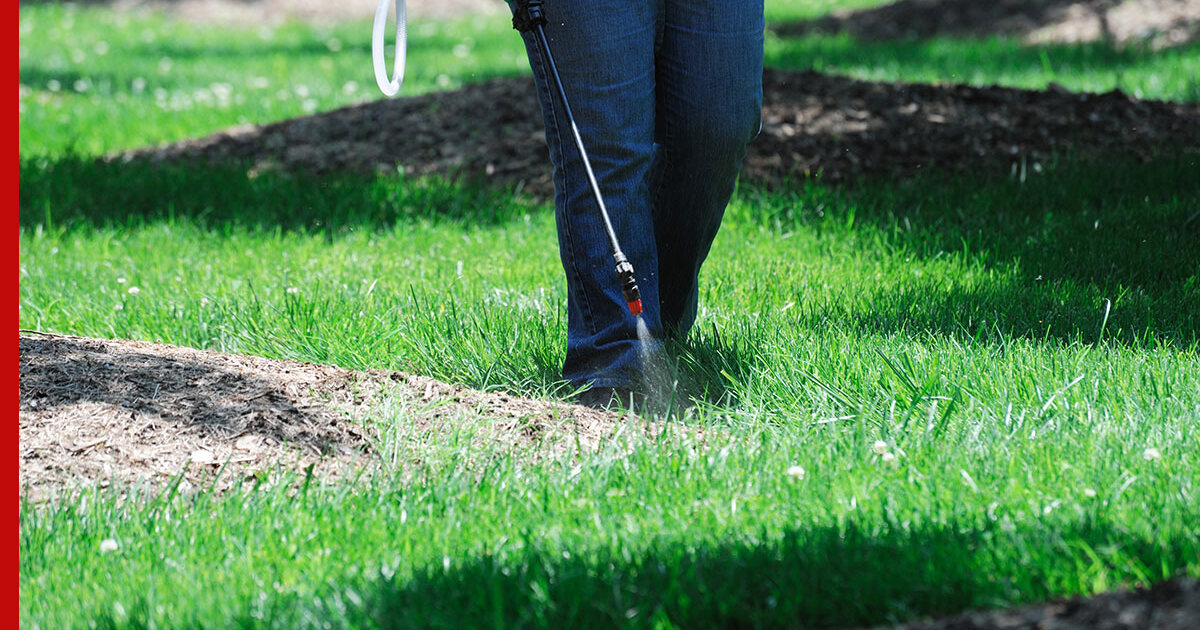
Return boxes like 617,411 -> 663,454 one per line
515,0 -> 764,390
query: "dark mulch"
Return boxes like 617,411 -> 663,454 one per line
117,69 -> 1200,197
861,577 -> 1199,630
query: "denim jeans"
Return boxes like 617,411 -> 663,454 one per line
514,0 -> 764,390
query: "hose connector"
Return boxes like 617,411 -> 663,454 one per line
512,0 -> 547,32
614,258 -> 642,317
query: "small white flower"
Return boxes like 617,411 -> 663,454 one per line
200,297 -> 210,307
127,286 -> 140,295
1143,447 -> 1162,461
786,465 -> 806,480
1083,488 -> 1098,498
881,452 -> 899,467
872,440 -> 889,456
99,538 -> 119,554
116,277 -> 127,284
114,303 -> 123,311
286,287 -> 300,295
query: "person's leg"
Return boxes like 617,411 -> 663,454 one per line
514,0 -> 663,391
652,0 -> 764,338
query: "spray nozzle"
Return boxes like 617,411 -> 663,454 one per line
615,259 -> 642,317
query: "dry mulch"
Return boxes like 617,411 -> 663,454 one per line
771,0 -> 1200,49
18,333 -> 679,502
117,69 -> 1200,197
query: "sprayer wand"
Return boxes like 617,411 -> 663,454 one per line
512,0 -> 644,318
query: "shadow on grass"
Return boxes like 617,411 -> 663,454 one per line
256,516 -> 1193,629
743,152 -> 1200,348
18,156 -> 534,233
19,150 -> 1199,350
763,35 -> 1200,92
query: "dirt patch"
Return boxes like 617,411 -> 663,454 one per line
772,0 -> 1200,49
116,69 -> 1200,196
18,333 -> 684,501
860,576 -> 1200,630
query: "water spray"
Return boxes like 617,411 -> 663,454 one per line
512,0 -> 645,319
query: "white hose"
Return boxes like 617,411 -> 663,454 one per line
372,0 -> 407,96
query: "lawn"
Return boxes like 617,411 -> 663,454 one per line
18,1 -> 1200,628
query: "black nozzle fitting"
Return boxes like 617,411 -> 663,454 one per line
512,0 -> 547,32
615,259 -> 643,316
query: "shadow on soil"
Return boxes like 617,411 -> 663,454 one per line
17,335 -> 363,452
771,0 -> 1199,47
278,517 -> 1194,629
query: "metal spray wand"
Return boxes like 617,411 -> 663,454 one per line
512,0 -> 644,318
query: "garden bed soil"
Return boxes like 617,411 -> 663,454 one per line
18,333 -> 678,502
860,576 -> 1200,630
117,69 -> 1200,197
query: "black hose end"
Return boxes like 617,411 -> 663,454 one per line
512,0 -> 547,32
615,260 -> 642,316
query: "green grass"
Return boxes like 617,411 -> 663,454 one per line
19,152 -> 1200,628
19,1 -> 1199,158
18,3 -> 527,156
18,1 -> 1200,628
766,32 -> 1200,102
20,421 -> 1198,628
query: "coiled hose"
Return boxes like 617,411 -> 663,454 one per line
372,0 -> 406,96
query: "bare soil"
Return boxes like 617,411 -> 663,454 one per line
18,333 -> 678,502
117,69 -> 1200,197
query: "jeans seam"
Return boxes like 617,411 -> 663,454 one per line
531,32 -> 598,337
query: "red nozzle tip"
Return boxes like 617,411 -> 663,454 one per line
627,299 -> 643,316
